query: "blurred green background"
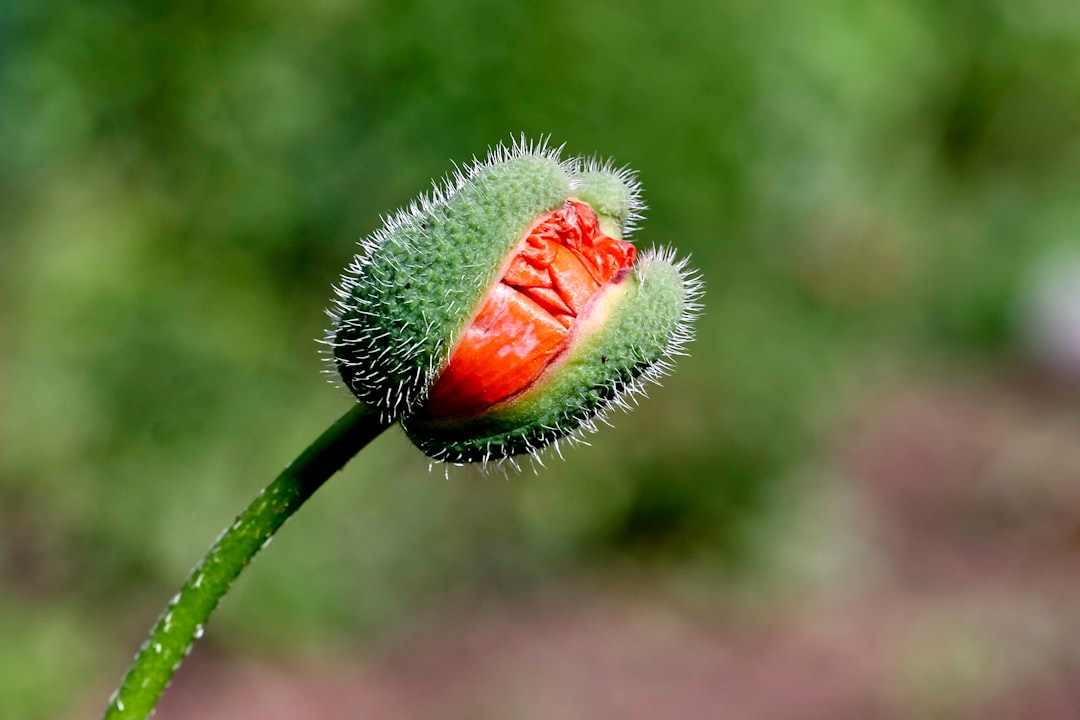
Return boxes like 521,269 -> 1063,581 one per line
4,0 -> 1080,718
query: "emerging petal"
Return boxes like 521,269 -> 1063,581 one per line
425,201 -> 636,418
403,161 -> 700,465
404,245 -> 700,464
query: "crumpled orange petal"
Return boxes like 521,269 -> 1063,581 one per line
425,200 -> 636,418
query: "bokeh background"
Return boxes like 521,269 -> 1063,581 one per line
4,0 -> 1080,718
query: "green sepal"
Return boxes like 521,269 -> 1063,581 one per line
332,149 -> 572,419
573,165 -> 642,239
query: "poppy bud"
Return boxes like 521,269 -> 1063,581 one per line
329,138 -> 700,463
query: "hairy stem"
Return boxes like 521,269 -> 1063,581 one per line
102,402 -> 390,720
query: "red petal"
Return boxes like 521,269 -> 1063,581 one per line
425,285 -> 565,418
520,286 -> 574,320
550,243 -> 600,316
502,253 -> 550,288
425,200 -> 636,419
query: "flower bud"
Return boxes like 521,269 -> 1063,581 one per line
328,138 -> 700,463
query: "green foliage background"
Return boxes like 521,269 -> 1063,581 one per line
2,0 -> 1080,716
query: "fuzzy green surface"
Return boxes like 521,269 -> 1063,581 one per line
403,253 -> 687,462
334,155 -> 572,417
573,171 -> 634,230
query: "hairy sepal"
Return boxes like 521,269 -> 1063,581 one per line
331,144 -> 573,420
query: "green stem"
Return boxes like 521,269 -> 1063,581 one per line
102,402 -> 390,720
